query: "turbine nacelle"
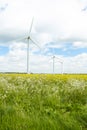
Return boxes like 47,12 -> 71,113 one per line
27,36 -> 30,40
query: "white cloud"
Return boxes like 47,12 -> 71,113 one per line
73,41 -> 87,48
63,53 -> 87,73
1,0 -> 87,43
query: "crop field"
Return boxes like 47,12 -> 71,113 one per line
0,74 -> 87,130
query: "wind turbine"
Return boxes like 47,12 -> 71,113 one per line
51,55 -> 63,74
18,18 -> 40,74
48,47 -> 63,74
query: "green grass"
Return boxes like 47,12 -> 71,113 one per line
0,74 -> 87,130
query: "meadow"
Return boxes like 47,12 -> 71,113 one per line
0,74 -> 87,130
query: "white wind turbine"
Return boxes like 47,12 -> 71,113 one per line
50,55 -> 63,74
18,18 -> 40,73
48,47 -> 63,74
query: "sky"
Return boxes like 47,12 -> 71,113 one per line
0,0 -> 87,73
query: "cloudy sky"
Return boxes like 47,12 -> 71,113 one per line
0,0 -> 87,73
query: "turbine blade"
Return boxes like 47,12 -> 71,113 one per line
55,56 -> 63,63
30,37 -> 41,49
29,17 -> 34,36
16,37 -> 27,42
10,36 -> 27,43
48,55 -> 55,62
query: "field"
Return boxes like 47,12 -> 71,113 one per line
0,74 -> 87,130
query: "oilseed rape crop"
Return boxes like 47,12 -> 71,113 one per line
0,74 -> 87,130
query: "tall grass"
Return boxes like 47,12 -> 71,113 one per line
0,74 -> 87,130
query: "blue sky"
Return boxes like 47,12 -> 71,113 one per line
0,46 -> 9,55
47,47 -> 87,57
0,0 -> 87,73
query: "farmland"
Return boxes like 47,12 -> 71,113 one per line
0,74 -> 87,130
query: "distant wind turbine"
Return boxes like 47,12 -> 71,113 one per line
50,55 -> 63,74
48,47 -> 63,74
